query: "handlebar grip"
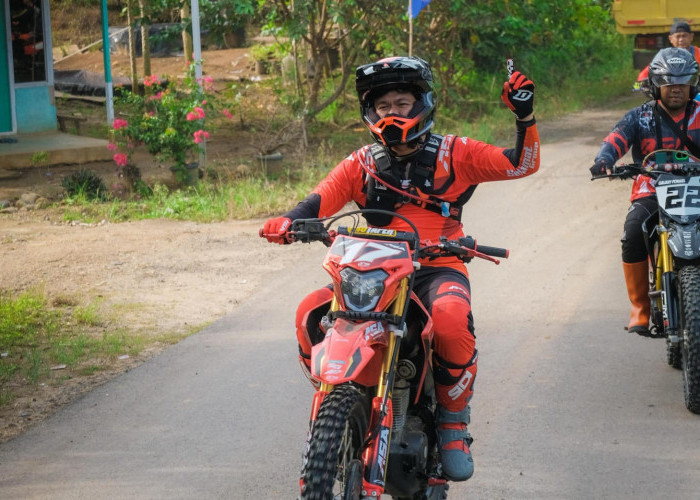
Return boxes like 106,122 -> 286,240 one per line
459,236 -> 509,258
476,245 -> 509,258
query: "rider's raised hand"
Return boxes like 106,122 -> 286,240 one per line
589,160 -> 612,178
260,216 -> 292,244
501,71 -> 535,120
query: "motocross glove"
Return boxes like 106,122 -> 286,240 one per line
260,216 -> 292,244
501,71 -> 535,120
589,160 -> 612,178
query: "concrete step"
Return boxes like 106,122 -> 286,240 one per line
0,132 -> 112,169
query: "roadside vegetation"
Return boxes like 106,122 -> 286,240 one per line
0,0 -> 637,414
0,289 -> 185,409
46,0 -> 637,224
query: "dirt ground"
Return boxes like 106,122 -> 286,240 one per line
55,46 -> 257,82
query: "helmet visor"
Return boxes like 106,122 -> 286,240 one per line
652,73 -> 699,87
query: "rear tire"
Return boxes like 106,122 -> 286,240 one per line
667,338 -> 682,369
300,384 -> 369,499
678,266 -> 700,413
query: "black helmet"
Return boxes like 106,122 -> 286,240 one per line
355,56 -> 436,146
648,47 -> 699,100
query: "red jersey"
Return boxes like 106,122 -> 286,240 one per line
286,123 -> 540,274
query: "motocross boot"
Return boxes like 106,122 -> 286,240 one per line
623,261 -> 651,336
434,352 -> 477,481
435,405 -> 474,481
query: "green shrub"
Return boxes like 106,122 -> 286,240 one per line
61,169 -> 109,201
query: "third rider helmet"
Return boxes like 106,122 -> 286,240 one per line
648,47 -> 700,100
355,56 -> 436,146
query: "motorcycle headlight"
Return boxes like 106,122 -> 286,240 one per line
339,268 -> 388,312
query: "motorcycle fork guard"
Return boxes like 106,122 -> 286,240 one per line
656,229 -> 681,343
361,396 -> 394,496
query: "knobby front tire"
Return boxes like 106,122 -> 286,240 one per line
300,384 -> 369,500
679,265 -> 700,413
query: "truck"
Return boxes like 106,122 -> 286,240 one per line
612,0 -> 700,69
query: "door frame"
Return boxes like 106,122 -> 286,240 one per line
0,0 -> 17,135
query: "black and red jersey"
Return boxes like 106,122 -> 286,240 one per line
595,100 -> 700,201
285,121 -> 540,274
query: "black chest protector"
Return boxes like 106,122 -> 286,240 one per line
363,134 -> 476,226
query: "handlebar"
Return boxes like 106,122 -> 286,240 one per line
275,218 -> 508,264
591,161 -> 700,181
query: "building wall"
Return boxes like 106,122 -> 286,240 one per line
15,84 -> 56,133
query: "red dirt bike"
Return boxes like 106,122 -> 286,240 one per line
264,209 -> 508,499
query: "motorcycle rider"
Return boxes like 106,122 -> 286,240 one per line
261,55 -> 540,481
591,47 -> 700,336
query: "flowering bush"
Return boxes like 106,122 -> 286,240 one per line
109,63 -> 216,184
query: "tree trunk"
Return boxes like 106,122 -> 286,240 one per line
180,2 -> 193,64
127,0 -> 138,93
139,0 -> 151,76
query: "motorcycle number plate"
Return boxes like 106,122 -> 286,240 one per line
655,176 -> 700,218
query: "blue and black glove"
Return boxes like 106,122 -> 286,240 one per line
589,160 -> 612,178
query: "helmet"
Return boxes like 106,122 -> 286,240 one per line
648,47 -> 699,100
355,56 -> 436,146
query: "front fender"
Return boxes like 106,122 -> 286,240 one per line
311,318 -> 389,387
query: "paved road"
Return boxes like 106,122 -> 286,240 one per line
3,106 -> 700,499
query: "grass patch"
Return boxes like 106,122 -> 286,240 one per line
0,289 -> 180,409
56,154 -> 334,223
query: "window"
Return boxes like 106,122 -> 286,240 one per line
10,0 -> 46,83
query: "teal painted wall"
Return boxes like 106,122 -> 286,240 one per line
15,85 -> 56,133
0,4 -> 13,133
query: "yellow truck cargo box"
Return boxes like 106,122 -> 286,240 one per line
612,0 -> 700,68
613,0 -> 699,34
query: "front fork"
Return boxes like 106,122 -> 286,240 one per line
654,228 -> 680,344
360,277 -> 408,497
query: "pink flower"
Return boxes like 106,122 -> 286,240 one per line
198,76 -> 214,91
107,142 -> 119,151
222,109 -> 233,119
187,107 -> 206,121
113,118 -> 128,130
113,153 -> 129,167
193,129 -> 210,144
143,74 -> 161,87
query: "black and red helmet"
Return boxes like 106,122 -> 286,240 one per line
355,56 -> 436,146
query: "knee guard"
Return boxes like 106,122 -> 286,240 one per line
434,350 -> 478,412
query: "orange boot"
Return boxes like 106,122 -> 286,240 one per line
622,261 -> 650,336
